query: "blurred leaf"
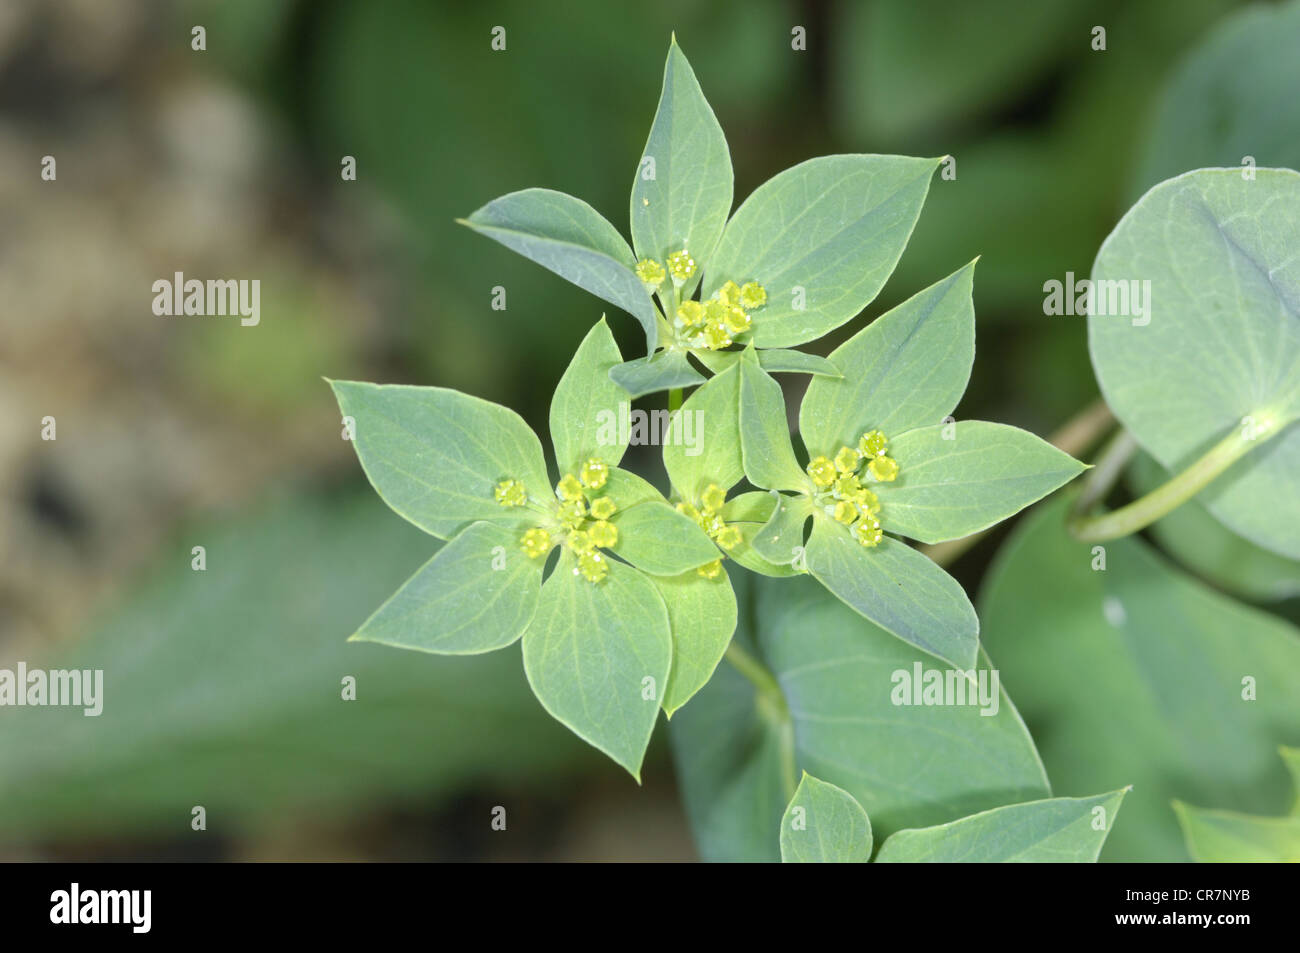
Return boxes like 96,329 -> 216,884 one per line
979,496 -> 1300,861
1134,0 -> 1300,197
1090,168 -> 1300,558
0,491 -> 592,841
875,791 -> 1126,862
1128,451 -> 1300,602
1174,747 -> 1300,862
671,574 -> 1049,862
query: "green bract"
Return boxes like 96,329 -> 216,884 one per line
462,37 -> 940,397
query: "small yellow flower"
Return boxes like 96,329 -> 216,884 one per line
702,323 -> 732,350
676,300 -> 705,330
666,249 -> 697,284
700,483 -> 726,515
831,500 -> 858,525
854,487 -> 881,517
859,430 -> 889,459
854,517 -> 883,548
556,474 -> 584,501
589,496 -> 617,520
568,529 -> 594,553
558,498 -> 587,528
588,519 -> 619,549
579,458 -> 608,490
494,478 -> 528,507
833,446 -> 861,473
868,456 -> 900,482
521,527 -> 551,558
714,525 -> 743,550
577,550 -> 609,583
697,559 -> 723,580
635,258 -> 666,291
739,281 -> 767,310
717,280 -> 741,306
832,474 -> 860,499
722,306 -> 751,336
807,455 -> 837,488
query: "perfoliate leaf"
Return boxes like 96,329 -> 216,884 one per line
651,568 -> 738,718
749,492 -> 814,567
463,187 -> 658,350
612,500 -> 720,575
705,155 -> 940,348
875,791 -> 1127,862
671,574 -> 1049,862
663,363 -> 743,504
609,349 -> 706,399
631,38 -> 733,274
876,421 -> 1086,544
723,491 -> 802,577
805,516 -> 979,670
330,381 -> 549,540
738,348 -> 811,493
780,773 -> 873,863
521,552 -> 671,780
980,496 -> 1300,861
352,521 -> 542,654
550,318 -> 630,474
799,262 -> 976,458
1089,168 -> 1300,558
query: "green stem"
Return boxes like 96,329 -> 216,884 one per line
667,387 -> 683,413
724,640 -> 797,800
1068,416 -> 1286,543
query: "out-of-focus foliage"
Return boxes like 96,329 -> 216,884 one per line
980,497 -> 1300,862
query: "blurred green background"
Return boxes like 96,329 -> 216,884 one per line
2,0 -> 1297,860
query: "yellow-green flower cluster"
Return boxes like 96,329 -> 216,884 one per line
804,430 -> 899,549
676,482 -> 741,579
633,249 -> 767,352
496,458 -> 619,583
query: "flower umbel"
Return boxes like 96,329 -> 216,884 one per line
814,430 -> 902,548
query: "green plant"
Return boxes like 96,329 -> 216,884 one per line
329,38 -> 1112,861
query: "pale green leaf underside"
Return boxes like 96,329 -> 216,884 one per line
550,318 -> 630,474
875,791 -> 1127,862
352,521 -> 541,654
1090,168 -> 1300,558
979,496 -> 1300,861
671,575 -> 1049,861
693,347 -> 843,379
330,380 -> 549,540
876,421 -> 1086,544
739,349 -> 811,492
652,568 -> 738,718
464,187 -> 658,350
663,363 -> 743,503
521,552 -> 671,779
805,517 -> 979,670
609,349 -> 705,399
780,773 -> 873,862
706,154 -> 939,349
612,500 -> 719,575
630,38 -> 733,270
800,261 -> 976,458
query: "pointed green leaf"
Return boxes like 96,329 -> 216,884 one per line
693,347 -> 843,379
780,773 -> 873,863
980,495 -> 1300,861
651,568 -> 738,718
609,349 -> 705,399
799,262 -> 976,458
805,516 -> 978,670
631,39 -> 733,272
722,490 -> 801,577
706,155 -> 940,348
672,574 -> 1050,862
875,791 -> 1127,863
876,421 -> 1086,544
521,553 -> 671,779
749,492 -> 814,567
330,381 -> 549,540
463,188 -> 658,349
1174,804 -> 1300,862
1089,168 -> 1300,558
550,318 -> 629,474
352,521 -> 542,654
663,363 -> 742,503
612,500 -> 720,575
599,466 -> 663,510
738,349 -> 810,492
